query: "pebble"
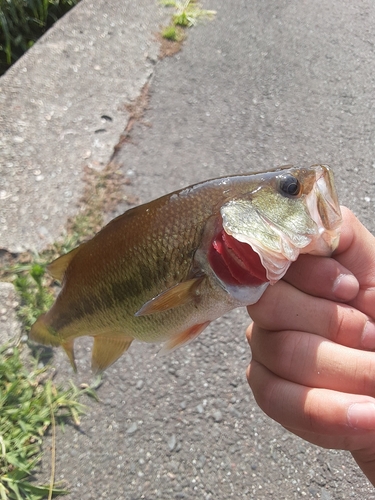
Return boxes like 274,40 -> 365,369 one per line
212,410 -> 223,422
168,434 -> 177,451
136,379 -> 144,390
320,490 -> 332,500
126,422 -> 138,434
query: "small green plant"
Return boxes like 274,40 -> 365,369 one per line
0,0 -> 81,75
0,345 -> 96,499
161,0 -> 216,41
9,261 -> 55,333
161,24 -> 183,42
0,254 -> 95,499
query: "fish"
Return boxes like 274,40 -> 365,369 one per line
29,164 -> 342,373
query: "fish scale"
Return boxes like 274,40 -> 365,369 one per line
30,165 -> 342,372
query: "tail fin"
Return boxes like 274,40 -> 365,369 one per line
29,316 -> 77,371
29,314 -> 61,347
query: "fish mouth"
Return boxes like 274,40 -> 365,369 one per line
305,164 -> 342,254
221,164 -> 342,285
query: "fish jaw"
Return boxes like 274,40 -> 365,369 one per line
304,164 -> 342,254
219,164 -> 342,285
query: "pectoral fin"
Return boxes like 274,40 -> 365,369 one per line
159,321 -> 211,355
91,335 -> 133,373
135,276 -> 205,317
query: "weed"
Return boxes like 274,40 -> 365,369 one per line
161,25 -> 184,42
10,261 -> 55,333
160,0 -> 216,41
0,258 -> 97,498
0,0 -> 80,75
0,345 -> 96,499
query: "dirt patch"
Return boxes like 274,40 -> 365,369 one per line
157,32 -> 185,58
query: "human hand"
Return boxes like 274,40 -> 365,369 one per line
246,207 -> 375,485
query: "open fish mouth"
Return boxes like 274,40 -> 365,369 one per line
221,164 -> 342,284
308,164 -> 342,252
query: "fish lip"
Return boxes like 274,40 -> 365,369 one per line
310,165 -> 342,252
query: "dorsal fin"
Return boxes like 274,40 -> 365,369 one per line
47,244 -> 84,282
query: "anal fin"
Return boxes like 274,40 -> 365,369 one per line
91,335 -> 133,373
159,321 -> 211,355
135,276 -> 205,317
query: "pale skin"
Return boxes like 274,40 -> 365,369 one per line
246,207 -> 375,486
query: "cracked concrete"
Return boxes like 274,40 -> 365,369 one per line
0,0 -> 168,253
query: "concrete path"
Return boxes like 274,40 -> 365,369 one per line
1,0 -> 375,499
0,0 -> 168,252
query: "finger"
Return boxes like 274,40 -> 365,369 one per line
246,281 -> 375,350
246,359 -> 375,438
335,207 -> 375,281
284,426 -> 375,457
351,450 -> 375,487
284,254 -> 359,302
287,422 -> 375,487
248,325 -> 375,396
335,207 -> 375,318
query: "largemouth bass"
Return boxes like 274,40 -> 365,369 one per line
30,165 -> 342,372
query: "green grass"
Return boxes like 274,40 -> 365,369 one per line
161,0 -> 216,40
11,262 -> 55,333
0,257 -> 98,499
0,0 -> 80,75
0,344 -> 96,499
161,24 -> 183,42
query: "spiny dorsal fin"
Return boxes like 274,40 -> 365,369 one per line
47,244 -> 85,282
135,276 -> 205,317
91,335 -> 133,373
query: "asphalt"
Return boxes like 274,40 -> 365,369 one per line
1,0 -> 375,499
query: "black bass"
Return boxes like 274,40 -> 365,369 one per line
30,165 -> 342,372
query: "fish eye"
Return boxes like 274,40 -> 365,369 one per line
279,175 -> 301,197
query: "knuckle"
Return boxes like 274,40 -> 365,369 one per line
327,304 -> 366,347
327,306 -> 346,343
247,361 -> 275,417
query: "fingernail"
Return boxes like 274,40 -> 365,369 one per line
347,402 -> 375,430
332,274 -> 359,301
361,320 -> 375,349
